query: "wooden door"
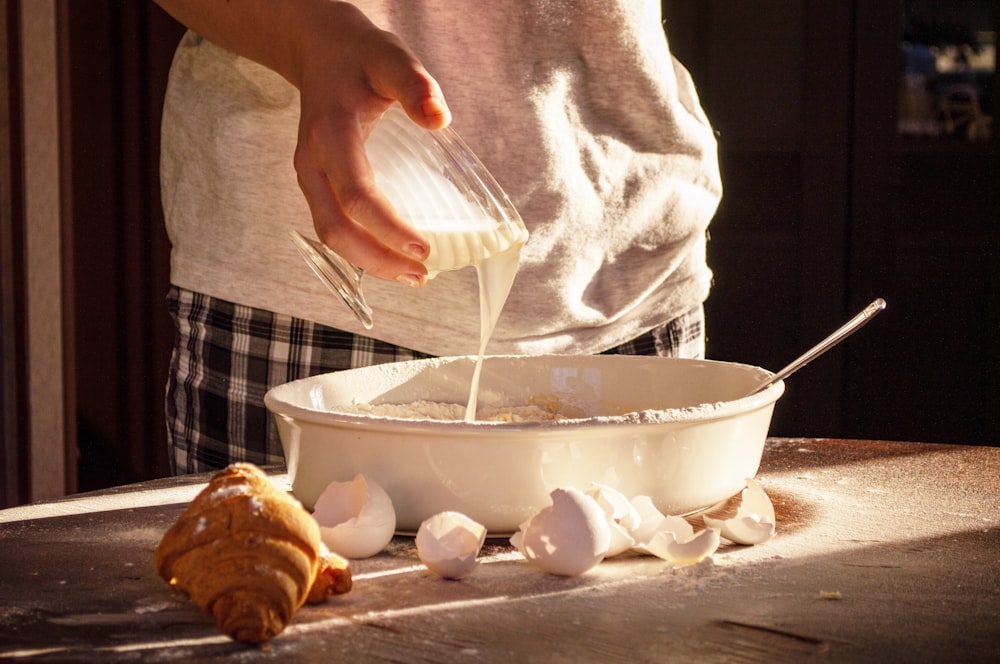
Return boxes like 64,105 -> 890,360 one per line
60,2 -> 184,489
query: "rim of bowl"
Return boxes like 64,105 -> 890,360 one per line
263,355 -> 786,435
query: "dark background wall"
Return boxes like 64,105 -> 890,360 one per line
665,1 -> 998,447
51,1 -> 998,493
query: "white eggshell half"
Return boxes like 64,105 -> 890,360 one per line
415,511 -> 487,579
313,474 -> 396,559
586,483 -> 640,557
703,478 -> 776,545
510,487 -> 611,576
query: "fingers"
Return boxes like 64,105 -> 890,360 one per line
295,122 -> 429,285
365,32 -> 452,130
292,14 -> 452,284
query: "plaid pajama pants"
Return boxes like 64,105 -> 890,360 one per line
165,286 -> 704,474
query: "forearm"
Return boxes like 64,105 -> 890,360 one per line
153,0 -> 361,90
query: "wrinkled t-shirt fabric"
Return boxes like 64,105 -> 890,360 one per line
159,0 -> 722,357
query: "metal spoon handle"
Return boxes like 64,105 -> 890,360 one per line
749,298 -> 887,396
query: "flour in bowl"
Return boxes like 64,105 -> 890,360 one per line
333,400 -> 567,422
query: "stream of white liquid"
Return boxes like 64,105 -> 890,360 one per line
419,224 -> 525,421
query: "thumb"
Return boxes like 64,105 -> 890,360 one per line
407,90 -> 451,130
366,40 -> 451,130
384,67 -> 452,130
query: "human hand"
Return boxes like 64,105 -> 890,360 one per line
291,3 -> 451,286
155,0 -> 451,285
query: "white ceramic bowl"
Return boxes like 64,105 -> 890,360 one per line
264,355 -> 784,534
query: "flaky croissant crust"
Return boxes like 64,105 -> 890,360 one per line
154,463 -> 350,644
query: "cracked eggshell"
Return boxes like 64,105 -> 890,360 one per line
630,495 -> 720,566
642,518 -> 720,566
629,495 -> 670,545
510,487 -> 611,576
703,478 -> 776,545
586,483 -> 640,557
312,474 -> 396,559
415,511 -> 487,579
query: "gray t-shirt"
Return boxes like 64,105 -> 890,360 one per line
160,0 -> 721,356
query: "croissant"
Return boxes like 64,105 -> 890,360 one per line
154,463 -> 352,644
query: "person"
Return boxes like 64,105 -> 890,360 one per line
154,0 -> 722,474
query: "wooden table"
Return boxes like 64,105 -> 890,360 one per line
1,439 -> 998,663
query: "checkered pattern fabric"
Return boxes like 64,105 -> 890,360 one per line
165,286 -> 704,474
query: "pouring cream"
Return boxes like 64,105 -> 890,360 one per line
417,221 -> 526,421
464,235 -> 524,420
294,103 -> 529,417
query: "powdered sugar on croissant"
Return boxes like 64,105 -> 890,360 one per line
154,463 -> 351,644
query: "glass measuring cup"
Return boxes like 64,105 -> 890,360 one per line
290,104 -> 528,329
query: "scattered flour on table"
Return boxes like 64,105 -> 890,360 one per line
0,606 -> 37,627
